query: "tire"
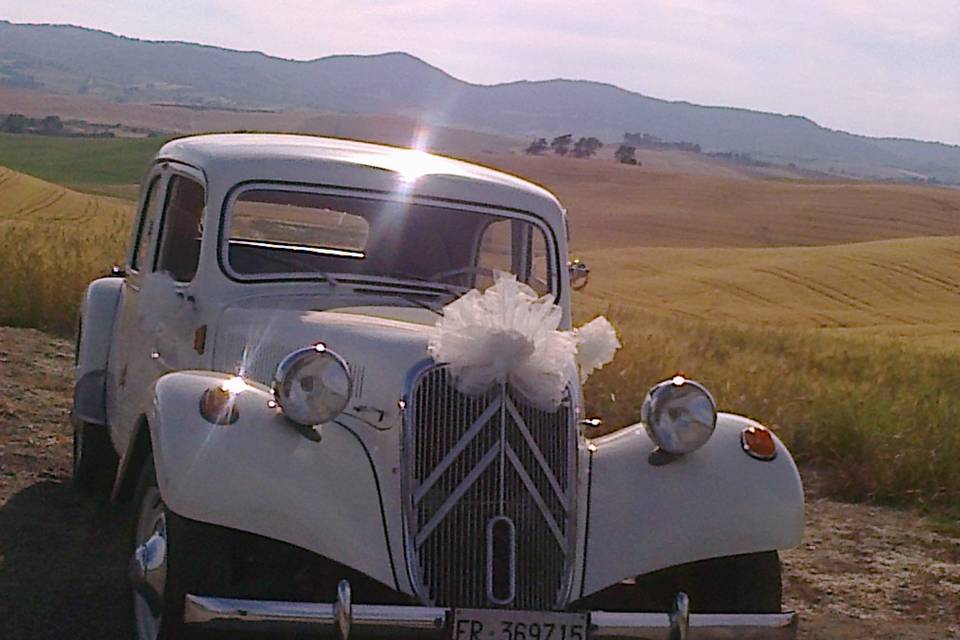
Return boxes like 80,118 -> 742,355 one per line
130,458 -> 229,640
72,414 -> 118,496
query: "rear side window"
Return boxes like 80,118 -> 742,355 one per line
156,176 -> 205,282
130,177 -> 162,272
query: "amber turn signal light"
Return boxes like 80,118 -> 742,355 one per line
199,378 -> 244,425
741,424 -> 777,461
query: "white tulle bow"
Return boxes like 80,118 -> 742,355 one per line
427,273 -> 620,410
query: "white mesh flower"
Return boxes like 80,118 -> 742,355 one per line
574,316 -> 621,383
427,273 -> 621,410
427,274 -> 576,410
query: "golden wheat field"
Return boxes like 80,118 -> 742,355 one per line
0,166 -> 132,329
486,153 -> 960,249
1,151 -> 959,508
578,237 -> 960,349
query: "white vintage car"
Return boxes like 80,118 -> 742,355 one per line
72,134 -> 804,640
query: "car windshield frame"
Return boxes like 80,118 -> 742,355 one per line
217,180 -> 563,302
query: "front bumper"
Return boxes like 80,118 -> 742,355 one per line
184,592 -> 798,640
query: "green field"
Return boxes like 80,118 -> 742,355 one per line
1,141 -> 959,511
0,133 -> 164,191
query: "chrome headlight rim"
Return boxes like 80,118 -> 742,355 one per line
641,376 -> 718,455
272,343 -> 352,426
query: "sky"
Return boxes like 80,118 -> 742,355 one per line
2,0 -> 959,145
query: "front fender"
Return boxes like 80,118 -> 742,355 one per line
73,276 -> 123,425
580,412 -> 804,597
147,370 -> 397,590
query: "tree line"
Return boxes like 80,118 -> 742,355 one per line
1,114 -> 66,135
524,134 -> 641,165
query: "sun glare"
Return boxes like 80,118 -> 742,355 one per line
221,375 -> 248,395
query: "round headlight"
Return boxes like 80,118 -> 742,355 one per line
273,344 -> 352,426
640,376 -> 717,455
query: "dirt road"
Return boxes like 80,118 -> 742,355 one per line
0,326 -> 957,639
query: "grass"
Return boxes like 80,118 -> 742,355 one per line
0,133 -> 164,187
578,304 -> 960,511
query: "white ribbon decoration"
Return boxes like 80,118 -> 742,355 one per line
427,273 -> 620,410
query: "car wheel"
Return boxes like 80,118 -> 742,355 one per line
72,414 -> 118,496
130,458 -> 229,640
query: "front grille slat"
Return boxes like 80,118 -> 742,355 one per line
404,365 -> 575,610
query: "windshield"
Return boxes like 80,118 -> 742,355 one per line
224,187 -> 556,296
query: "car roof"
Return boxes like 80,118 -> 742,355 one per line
155,134 -> 564,223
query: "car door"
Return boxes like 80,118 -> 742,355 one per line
107,166 -> 208,453
106,166 -> 166,449
144,168 -> 207,374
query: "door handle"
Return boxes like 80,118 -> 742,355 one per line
175,290 -> 198,309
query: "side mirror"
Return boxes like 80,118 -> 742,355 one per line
569,259 -> 590,291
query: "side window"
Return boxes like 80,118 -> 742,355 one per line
130,177 -> 162,272
477,219 -> 552,295
156,176 -> 205,283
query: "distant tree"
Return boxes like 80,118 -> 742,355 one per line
38,115 -> 64,135
525,138 -> 548,155
614,144 -> 638,165
624,132 -> 700,153
571,137 -> 603,158
550,134 -> 573,156
1,113 -> 31,134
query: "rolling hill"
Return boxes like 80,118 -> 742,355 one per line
0,165 -> 131,329
2,20 -> 960,184
0,164 -> 131,224
486,154 -> 960,250
579,236 -> 960,344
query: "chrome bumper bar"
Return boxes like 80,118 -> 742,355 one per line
184,594 -> 798,640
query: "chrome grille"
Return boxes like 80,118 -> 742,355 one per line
404,365 -> 576,609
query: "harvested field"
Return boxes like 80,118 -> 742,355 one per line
578,235 -> 960,347
482,154 -> 960,250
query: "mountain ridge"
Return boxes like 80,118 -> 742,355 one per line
1,20 -> 958,183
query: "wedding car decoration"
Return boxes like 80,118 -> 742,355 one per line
70,134 -> 804,640
427,272 -> 620,410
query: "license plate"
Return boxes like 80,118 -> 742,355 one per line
452,609 -> 588,640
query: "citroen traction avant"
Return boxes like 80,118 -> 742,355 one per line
72,134 -> 804,639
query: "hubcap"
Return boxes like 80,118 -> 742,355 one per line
131,486 -> 167,640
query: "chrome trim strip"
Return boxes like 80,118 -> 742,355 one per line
184,595 -> 798,639
411,397 -> 503,505
504,443 -> 566,546
590,611 -> 798,640
505,396 -> 568,508
231,238 -> 366,260
414,443 -> 501,548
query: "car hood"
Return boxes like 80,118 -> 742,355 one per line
212,305 -> 437,425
